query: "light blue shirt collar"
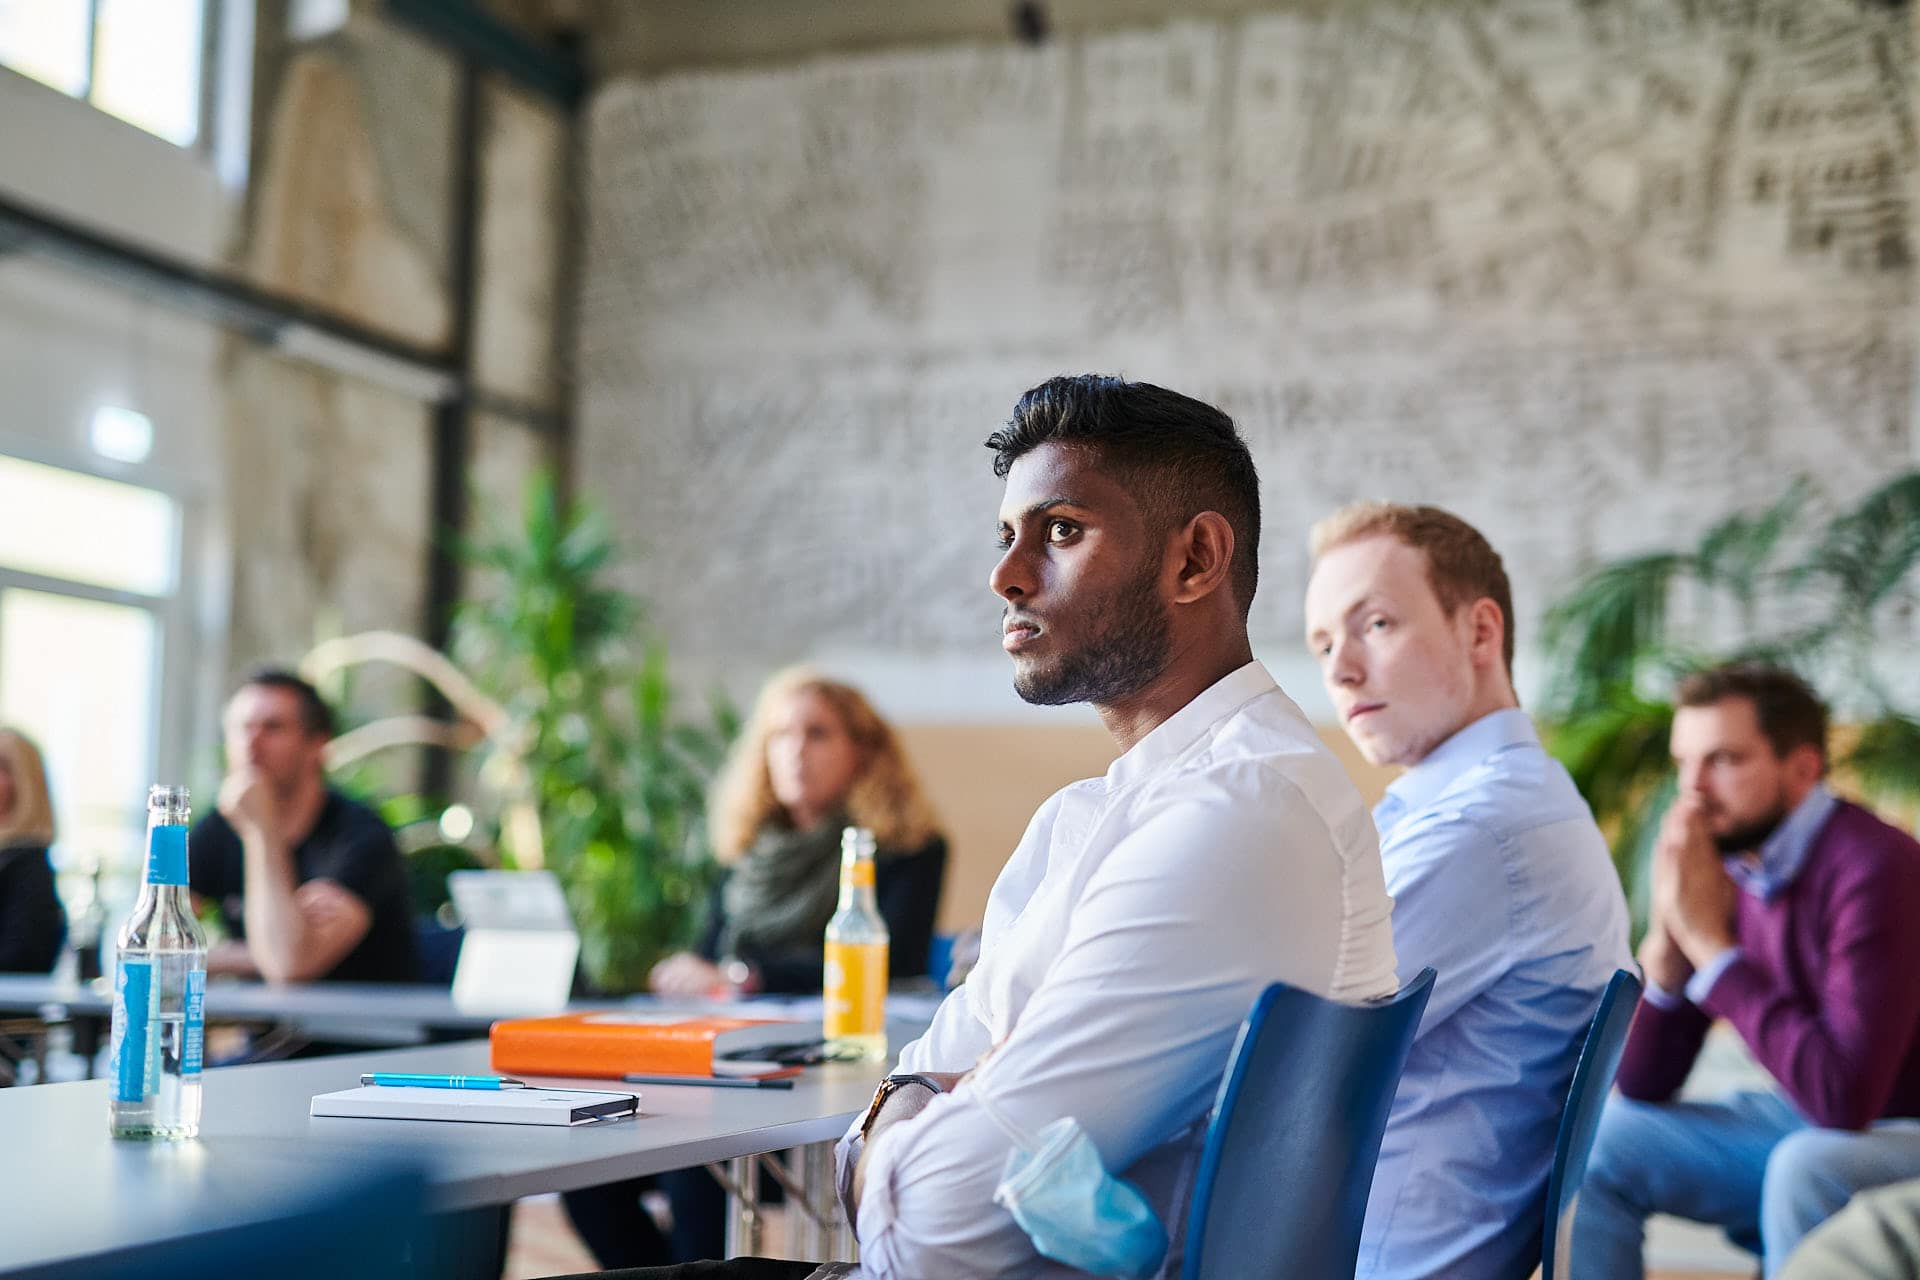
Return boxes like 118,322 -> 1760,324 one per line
1728,783 -> 1837,901
1375,708 -> 1539,836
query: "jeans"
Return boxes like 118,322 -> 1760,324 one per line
1574,1090 -> 1920,1280
1767,1122 -> 1920,1275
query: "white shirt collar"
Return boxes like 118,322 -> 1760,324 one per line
1104,660 -> 1285,791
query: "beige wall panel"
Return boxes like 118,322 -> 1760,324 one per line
473,78 -> 568,407
241,28 -> 454,347
220,347 -> 433,766
898,719 -> 1397,933
469,410 -> 556,527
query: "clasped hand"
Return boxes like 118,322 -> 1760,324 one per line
1642,795 -> 1738,983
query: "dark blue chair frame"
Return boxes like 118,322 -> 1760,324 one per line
1540,967 -> 1643,1279
1181,967 -> 1437,1280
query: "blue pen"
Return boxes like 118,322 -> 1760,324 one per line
360,1073 -> 528,1090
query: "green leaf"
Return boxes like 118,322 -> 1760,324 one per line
1841,712 -> 1920,811
1540,553 -> 1689,714
445,465 -> 737,992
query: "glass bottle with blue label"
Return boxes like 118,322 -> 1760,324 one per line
107,785 -> 205,1139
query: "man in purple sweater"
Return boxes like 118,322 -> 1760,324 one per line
1574,663 -> 1920,1278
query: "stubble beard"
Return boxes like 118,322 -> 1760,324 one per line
1012,561 -> 1173,708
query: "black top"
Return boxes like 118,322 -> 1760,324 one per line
189,790 -> 419,983
698,834 -> 947,995
0,845 -> 64,974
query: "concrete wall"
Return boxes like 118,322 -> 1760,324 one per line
574,0 -> 1915,929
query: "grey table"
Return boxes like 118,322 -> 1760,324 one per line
0,1030 -> 928,1274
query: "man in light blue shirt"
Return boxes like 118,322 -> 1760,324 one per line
1306,501 -> 1633,1279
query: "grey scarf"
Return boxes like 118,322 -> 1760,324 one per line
718,819 -> 847,960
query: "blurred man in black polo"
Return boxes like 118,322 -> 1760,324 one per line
190,670 -> 417,984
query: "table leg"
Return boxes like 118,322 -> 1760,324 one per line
801,1139 -> 857,1262
719,1153 -> 762,1257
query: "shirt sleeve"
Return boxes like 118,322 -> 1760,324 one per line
1683,948 -> 1743,1006
1640,980 -> 1684,1011
834,980 -> 994,1214
1699,851 -> 1920,1129
852,786 -> 1365,1279
1613,994 -> 1711,1102
1378,814 -> 1514,1032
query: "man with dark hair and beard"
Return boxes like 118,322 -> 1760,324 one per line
544,375 -> 1398,1280
1577,662 -> 1920,1278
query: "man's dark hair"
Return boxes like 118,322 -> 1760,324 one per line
241,668 -> 336,739
1676,662 -> 1829,766
985,375 -> 1262,618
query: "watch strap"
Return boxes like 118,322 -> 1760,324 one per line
858,1072 -> 945,1140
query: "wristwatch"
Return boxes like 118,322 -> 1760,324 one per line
857,1072 -> 945,1140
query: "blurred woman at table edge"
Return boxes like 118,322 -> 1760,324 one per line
0,728 -> 66,975
649,665 -> 947,998
563,668 -> 947,1270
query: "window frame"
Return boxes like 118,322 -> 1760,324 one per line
0,453 -> 201,886
0,0 -> 217,152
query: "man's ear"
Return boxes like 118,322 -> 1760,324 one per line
1466,597 -> 1507,669
1170,511 -> 1236,605
1784,742 -> 1825,790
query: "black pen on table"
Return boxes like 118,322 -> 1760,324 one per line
622,1073 -> 795,1090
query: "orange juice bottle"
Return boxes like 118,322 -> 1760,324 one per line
823,827 -> 889,1060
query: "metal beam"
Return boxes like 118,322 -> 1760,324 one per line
383,0 -> 585,108
419,58 -> 484,801
0,189 -> 564,434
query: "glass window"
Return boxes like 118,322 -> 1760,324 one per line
0,456 -> 177,597
92,0 -> 203,147
0,0 -> 90,96
0,588 -> 159,880
0,0 -> 207,149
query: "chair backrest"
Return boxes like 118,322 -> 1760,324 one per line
1540,968 -> 1644,1280
1182,967 -> 1436,1280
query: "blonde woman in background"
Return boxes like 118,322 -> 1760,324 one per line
567,669 -> 947,1268
0,728 -> 65,974
651,665 -> 947,996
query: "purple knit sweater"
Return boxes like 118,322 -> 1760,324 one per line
1616,801 -> 1920,1130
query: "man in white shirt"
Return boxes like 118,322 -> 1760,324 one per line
552,374 -> 1398,1280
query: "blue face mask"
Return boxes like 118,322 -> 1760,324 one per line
978,1090 -> 1168,1280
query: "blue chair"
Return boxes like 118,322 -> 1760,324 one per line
1181,967 -> 1437,1280
413,918 -> 466,986
33,1163 -> 439,1280
1540,967 -> 1644,1280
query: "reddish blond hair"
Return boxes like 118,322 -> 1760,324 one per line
708,667 -> 940,863
0,727 -> 57,848
1310,501 -> 1516,677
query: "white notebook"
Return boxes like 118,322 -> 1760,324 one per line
310,1085 -> 640,1126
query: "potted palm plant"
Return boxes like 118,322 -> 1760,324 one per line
451,471 -> 738,991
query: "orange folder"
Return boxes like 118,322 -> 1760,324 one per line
490,1011 -> 811,1080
